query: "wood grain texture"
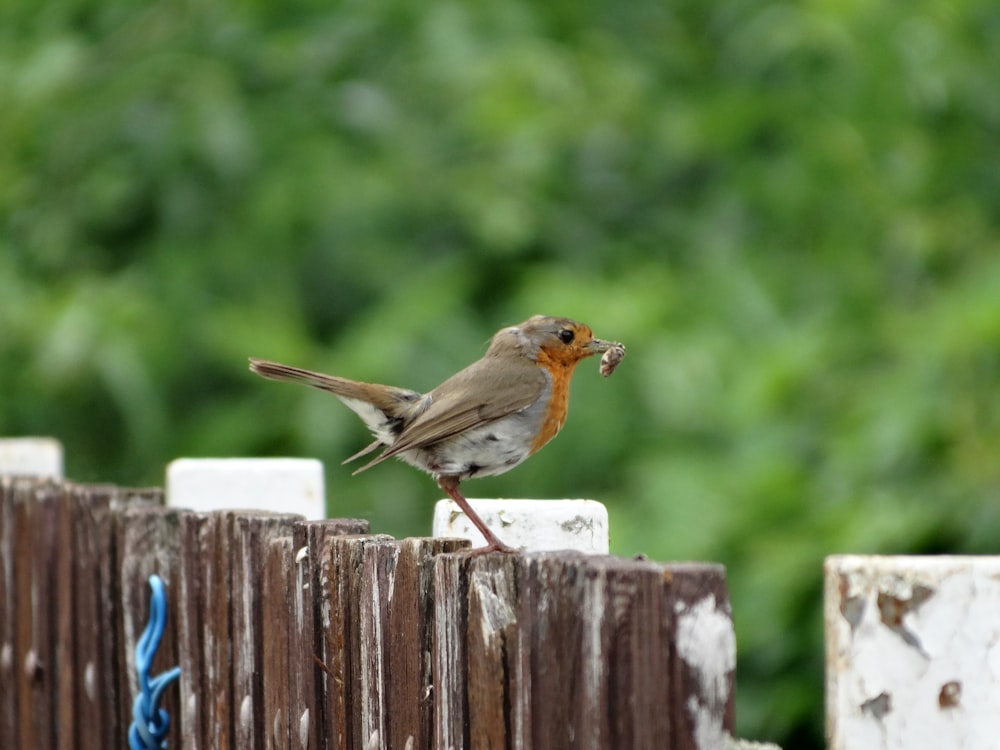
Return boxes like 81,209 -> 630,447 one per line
433,552 -> 735,750
433,553 -> 471,750
262,535 -> 295,749
20,480 -> 60,750
0,479 -> 15,750
388,537 -> 468,750
231,512 -> 303,749
54,482 -> 77,746
177,511 -> 212,750
72,484 -> 127,748
466,553 -> 520,750
327,533 -> 396,750
299,518 -> 370,750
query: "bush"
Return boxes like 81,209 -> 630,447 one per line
3,0 -> 999,745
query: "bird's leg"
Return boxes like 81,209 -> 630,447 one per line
436,475 -> 515,553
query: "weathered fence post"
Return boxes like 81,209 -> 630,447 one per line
0,478 -> 163,750
434,552 -> 736,750
1,474 -> 741,749
825,554 -> 1000,750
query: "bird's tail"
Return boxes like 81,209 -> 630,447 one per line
248,357 -> 421,414
250,358 -> 349,392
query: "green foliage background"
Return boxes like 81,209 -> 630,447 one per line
3,0 -> 999,745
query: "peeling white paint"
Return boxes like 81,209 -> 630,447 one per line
676,595 -> 736,750
676,595 -> 736,698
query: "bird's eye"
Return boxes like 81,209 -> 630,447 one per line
558,328 -> 575,344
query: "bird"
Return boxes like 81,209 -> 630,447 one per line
249,315 -> 624,552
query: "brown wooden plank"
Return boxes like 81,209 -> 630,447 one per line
10,479 -> 39,750
511,552 -> 586,750
571,556 -> 671,748
262,535 -> 295,750
176,511 -> 211,750
307,525 -> 367,750
22,480 -> 63,750
54,481 -> 78,747
68,484 -> 123,748
12,479 -> 35,750
613,558 -> 673,747
324,534 -> 393,750
110,487 -> 166,746
288,526 -> 316,750
0,477 -> 18,750
323,534 -> 469,750
230,512 -> 303,748
293,518 -> 369,750
358,538 -> 400,748
666,562 -> 735,746
49,485 -> 163,750
433,553 -> 471,750
313,533 -> 344,750
387,538 -> 469,750
465,552 -> 521,750
117,503 -> 185,746
508,555 -> 734,750
204,511 -> 236,748
10,479 -> 29,750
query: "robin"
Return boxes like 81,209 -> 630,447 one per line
249,315 -> 625,551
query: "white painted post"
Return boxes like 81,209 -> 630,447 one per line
0,437 -> 64,478
432,498 -> 610,553
166,458 -> 326,519
825,555 -> 1000,750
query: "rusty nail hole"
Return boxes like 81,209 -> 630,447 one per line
938,680 -> 961,709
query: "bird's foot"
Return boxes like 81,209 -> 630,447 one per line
437,476 -> 517,554
464,540 -> 518,556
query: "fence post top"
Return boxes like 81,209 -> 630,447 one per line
166,457 -> 326,519
432,498 -> 610,553
0,437 -> 64,479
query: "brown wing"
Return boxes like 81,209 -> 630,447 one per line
358,355 -> 546,468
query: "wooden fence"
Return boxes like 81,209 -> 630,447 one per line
0,476 -> 735,749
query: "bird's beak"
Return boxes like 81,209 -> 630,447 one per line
585,338 -> 616,355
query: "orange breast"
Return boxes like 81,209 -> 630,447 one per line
528,351 -> 579,455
